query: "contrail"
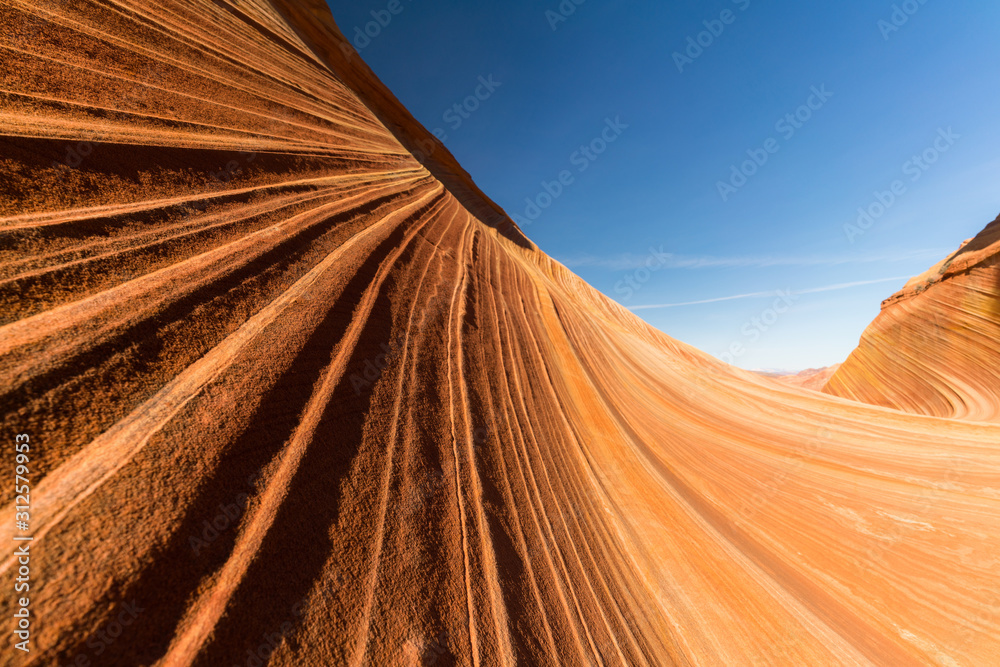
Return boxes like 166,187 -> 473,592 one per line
628,276 -> 911,310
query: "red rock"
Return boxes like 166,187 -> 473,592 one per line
1,2 -> 998,665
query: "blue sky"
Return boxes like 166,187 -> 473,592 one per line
325,0 -> 1000,370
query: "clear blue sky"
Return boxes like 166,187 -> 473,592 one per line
325,0 -> 1000,370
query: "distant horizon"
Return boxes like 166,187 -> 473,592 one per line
326,0 -> 1000,370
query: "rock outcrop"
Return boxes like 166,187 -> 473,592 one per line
825,215 -> 1000,422
1,2 -> 999,665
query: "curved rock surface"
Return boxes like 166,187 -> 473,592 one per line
825,216 -> 1000,422
761,365 -> 842,392
1,2 -> 999,665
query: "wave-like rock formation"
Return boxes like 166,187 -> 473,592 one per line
825,216 -> 1000,422
2,2 -> 999,665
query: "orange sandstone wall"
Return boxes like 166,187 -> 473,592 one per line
825,215 -> 1000,422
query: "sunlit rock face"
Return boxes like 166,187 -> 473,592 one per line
825,215 -> 1000,422
2,2 -> 999,666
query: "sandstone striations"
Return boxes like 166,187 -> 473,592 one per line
825,215 -> 1000,422
1,2 -> 999,665
760,365 -> 842,392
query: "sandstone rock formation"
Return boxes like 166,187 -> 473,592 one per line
761,365 -> 842,392
825,215 -> 1000,422
1,2 -> 999,665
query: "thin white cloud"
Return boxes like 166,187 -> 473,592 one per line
628,276 -> 911,311
559,249 -> 950,271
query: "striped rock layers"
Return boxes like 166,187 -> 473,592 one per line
825,216 -> 1000,422
1,1 -> 999,665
